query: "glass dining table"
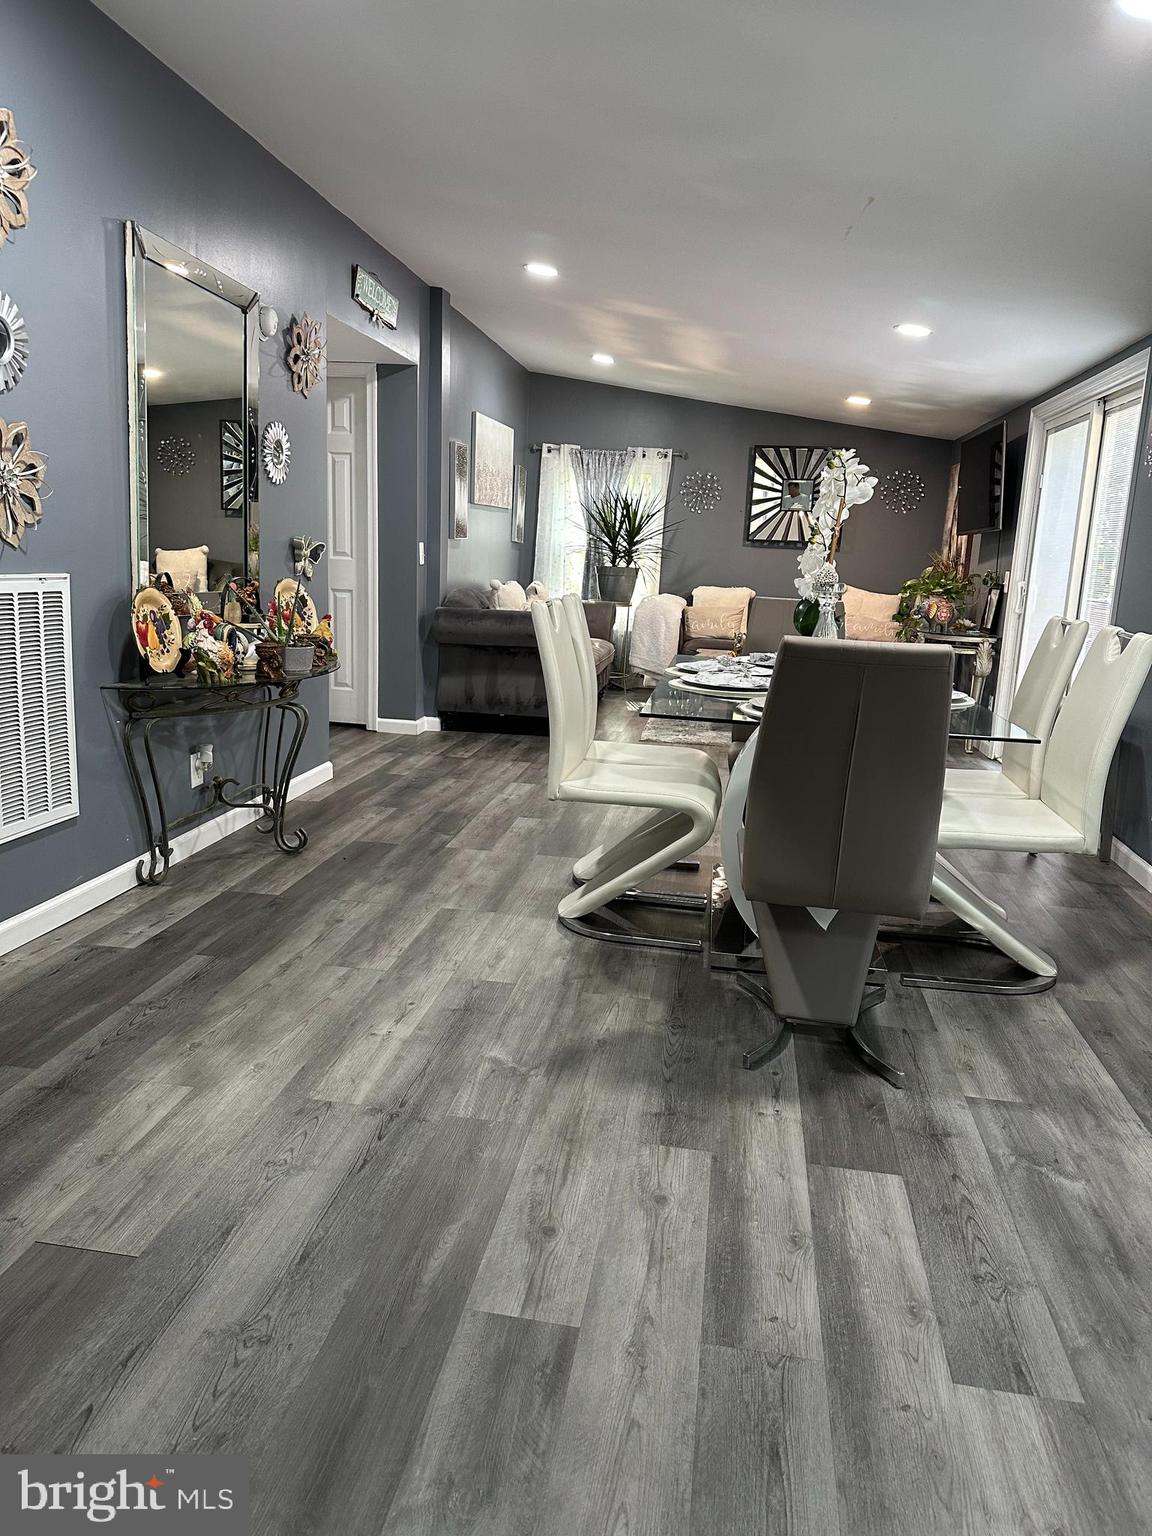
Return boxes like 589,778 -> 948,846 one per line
639,665 -> 1039,745
636,658 -> 1041,967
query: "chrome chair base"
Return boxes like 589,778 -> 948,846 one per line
559,890 -> 707,953
881,919 -> 1058,995
736,971 -> 903,1087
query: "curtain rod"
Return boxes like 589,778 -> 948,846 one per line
529,443 -> 688,460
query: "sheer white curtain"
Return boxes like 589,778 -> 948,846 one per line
532,443 -> 673,601
572,448 -> 633,598
532,444 -> 586,595
622,447 -> 673,605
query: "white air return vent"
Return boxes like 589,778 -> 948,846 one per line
0,575 -> 79,845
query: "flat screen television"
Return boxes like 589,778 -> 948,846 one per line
956,420 -> 1006,535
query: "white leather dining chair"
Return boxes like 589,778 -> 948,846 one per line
532,595 -> 723,949
909,626 -> 1152,994
945,615 -> 1087,799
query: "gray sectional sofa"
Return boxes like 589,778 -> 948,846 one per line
431,584 -> 616,724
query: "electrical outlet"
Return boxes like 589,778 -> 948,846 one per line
190,743 -> 214,788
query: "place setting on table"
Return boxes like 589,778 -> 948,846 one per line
662,652 -> 775,718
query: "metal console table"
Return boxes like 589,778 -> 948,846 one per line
103,660 -> 337,886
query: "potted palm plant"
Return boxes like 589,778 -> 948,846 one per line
582,487 -> 674,604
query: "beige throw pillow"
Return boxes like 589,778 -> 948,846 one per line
154,545 -> 209,593
683,606 -> 745,639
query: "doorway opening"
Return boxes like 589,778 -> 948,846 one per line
326,360 -> 378,729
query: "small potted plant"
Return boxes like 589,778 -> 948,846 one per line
894,551 -> 992,641
582,487 -> 675,604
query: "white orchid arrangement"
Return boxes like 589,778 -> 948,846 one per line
795,449 -> 878,602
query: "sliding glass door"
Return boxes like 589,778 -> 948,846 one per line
1011,377 -> 1143,698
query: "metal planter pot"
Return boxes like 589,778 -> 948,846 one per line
597,565 -> 639,604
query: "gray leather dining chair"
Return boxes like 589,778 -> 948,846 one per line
737,636 -> 953,1086
741,596 -> 796,655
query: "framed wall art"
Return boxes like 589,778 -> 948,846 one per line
220,418 -> 246,514
746,445 -> 832,547
451,439 -> 469,539
512,463 -> 526,543
471,411 -> 514,510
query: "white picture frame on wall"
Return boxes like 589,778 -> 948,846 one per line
512,463 -> 526,543
450,439 -> 469,539
471,411 -> 514,510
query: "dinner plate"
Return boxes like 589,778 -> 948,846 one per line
669,678 -> 770,700
674,672 -> 773,693
673,657 -> 774,677
951,690 -> 975,710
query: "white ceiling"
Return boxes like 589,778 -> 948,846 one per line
144,262 -> 243,405
97,0 -> 1152,437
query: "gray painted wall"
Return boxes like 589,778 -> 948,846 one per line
962,336 -> 1152,862
524,375 -> 955,599
444,309 -> 531,592
1,0 -> 434,925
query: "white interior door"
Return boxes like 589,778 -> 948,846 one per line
327,368 -> 374,726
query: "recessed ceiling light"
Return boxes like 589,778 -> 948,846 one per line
142,367 -> 164,381
894,322 -> 933,338
845,394 -> 871,407
1118,0 -> 1152,18
591,352 -> 615,366
524,261 -> 559,279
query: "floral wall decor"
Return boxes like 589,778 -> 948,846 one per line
880,467 -> 926,516
0,109 -> 36,250
0,416 -> 47,549
287,314 -> 325,398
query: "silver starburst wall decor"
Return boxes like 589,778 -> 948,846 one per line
0,292 -> 29,394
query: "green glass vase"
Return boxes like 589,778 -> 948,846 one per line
793,598 -> 819,636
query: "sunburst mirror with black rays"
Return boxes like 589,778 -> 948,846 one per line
220,418 -> 247,515
745,446 -> 832,547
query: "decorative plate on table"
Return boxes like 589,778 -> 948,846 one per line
670,676 -> 771,698
132,586 -> 182,673
273,577 -> 318,634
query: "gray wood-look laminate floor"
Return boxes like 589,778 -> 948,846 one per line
2,703 -> 1152,1534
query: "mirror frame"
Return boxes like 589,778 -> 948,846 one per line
126,221 -> 261,592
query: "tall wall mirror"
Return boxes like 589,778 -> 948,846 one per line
127,223 -> 260,601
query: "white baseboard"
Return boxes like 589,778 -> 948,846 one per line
1111,837 -> 1152,894
374,715 -> 441,735
0,760 -> 333,960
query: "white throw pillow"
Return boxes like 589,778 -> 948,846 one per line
154,545 -> 209,593
489,579 -> 529,610
525,581 -> 550,604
